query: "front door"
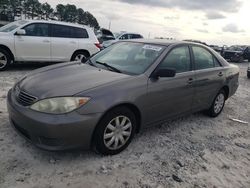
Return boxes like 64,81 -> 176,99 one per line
146,45 -> 195,125
14,23 -> 51,61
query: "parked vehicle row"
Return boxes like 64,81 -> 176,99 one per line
7,40 -> 239,155
101,32 -> 143,48
0,20 -> 101,71
221,45 -> 250,63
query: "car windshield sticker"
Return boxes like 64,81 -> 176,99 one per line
142,45 -> 162,51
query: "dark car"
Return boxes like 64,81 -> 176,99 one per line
7,40 -> 239,155
95,28 -> 115,44
222,45 -> 250,63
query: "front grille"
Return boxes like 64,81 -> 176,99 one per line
15,87 -> 37,106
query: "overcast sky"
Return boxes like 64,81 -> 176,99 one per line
40,0 -> 250,45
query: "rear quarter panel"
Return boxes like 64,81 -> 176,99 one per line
224,64 -> 239,97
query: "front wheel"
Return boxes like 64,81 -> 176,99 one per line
93,107 -> 136,155
207,90 -> 226,117
0,48 -> 11,71
71,51 -> 89,63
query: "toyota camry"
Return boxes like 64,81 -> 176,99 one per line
7,40 -> 239,155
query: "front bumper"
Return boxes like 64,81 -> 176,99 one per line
7,89 -> 103,151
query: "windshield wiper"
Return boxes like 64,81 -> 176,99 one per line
95,61 -> 121,73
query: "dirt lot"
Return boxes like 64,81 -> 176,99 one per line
0,62 -> 249,188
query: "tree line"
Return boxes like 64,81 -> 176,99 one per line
0,0 -> 100,29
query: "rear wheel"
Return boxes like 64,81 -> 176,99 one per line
0,48 -> 11,71
71,51 -> 89,63
207,90 -> 226,117
93,107 -> 136,155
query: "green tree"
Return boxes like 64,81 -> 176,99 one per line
23,0 -> 41,19
41,2 -> 53,20
55,4 -> 65,21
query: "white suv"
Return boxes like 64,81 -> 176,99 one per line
0,20 -> 101,71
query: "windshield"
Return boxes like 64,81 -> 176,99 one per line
90,42 -> 165,75
0,20 -> 29,32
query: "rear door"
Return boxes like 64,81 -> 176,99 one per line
50,24 -> 78,61
14,23 -> 50,61
191,45 -> 225,111
146,45 -> 195,125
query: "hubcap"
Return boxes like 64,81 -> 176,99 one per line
74,54 -> 86,62
103,116 -> 132,150
214,93 -> 225,114
0,52 -> 7,69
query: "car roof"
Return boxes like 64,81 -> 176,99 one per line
21,20 -> 90,29
121,39 -> 204,47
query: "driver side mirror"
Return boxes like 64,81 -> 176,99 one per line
151,68 -> 176,79
15,29 -> 26,35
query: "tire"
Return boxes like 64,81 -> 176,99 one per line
93,107 -> 136,155
248,58 -> 250,62
0,48 -> 11,71
247,72 -> 250,79
206,90 -> 226,117
71,51 -> 89,63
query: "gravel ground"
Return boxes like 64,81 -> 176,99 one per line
0,62 -> 249,188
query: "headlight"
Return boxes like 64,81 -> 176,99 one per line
30,97 -> 90,114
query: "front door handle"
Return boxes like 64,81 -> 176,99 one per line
218,72 -> 223,77
43,40 -> 50,43
187,78 -> 193,84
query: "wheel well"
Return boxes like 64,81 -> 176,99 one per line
71,49 -> 90,61
91,103 -> 142,147
221,86 -> 229,99
0,45 -> 14,61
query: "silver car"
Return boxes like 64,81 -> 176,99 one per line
7,40 -> 239,155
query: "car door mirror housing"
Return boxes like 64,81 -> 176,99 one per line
16,29 -> 26,35
151,68 -> 176,79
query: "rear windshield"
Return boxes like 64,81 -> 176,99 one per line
0,20 -> 28,32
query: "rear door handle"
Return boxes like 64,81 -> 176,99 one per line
43,40 -> 50,43
70,41 -> 77,44
218,72 -> 223,77
187,78 -> 193,84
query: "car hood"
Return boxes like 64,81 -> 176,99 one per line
18,62 -> 131,99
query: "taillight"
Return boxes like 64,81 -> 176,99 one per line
95,43 -> 102,49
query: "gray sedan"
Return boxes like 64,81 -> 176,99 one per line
7,40 -> 239,155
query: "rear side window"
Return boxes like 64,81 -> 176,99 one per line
131,34 -> 143,39
51,24 -> 88,38
159,46 -> 191,73
192,46 -> 220,70
22,23 -> 49,37
72,27 -> 89,38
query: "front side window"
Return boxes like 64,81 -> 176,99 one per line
90,42 -> 165,75
23,23 -> 49,37
119,34 -> 129,40
159,46 -> 191,73
192,46 -> 218,70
